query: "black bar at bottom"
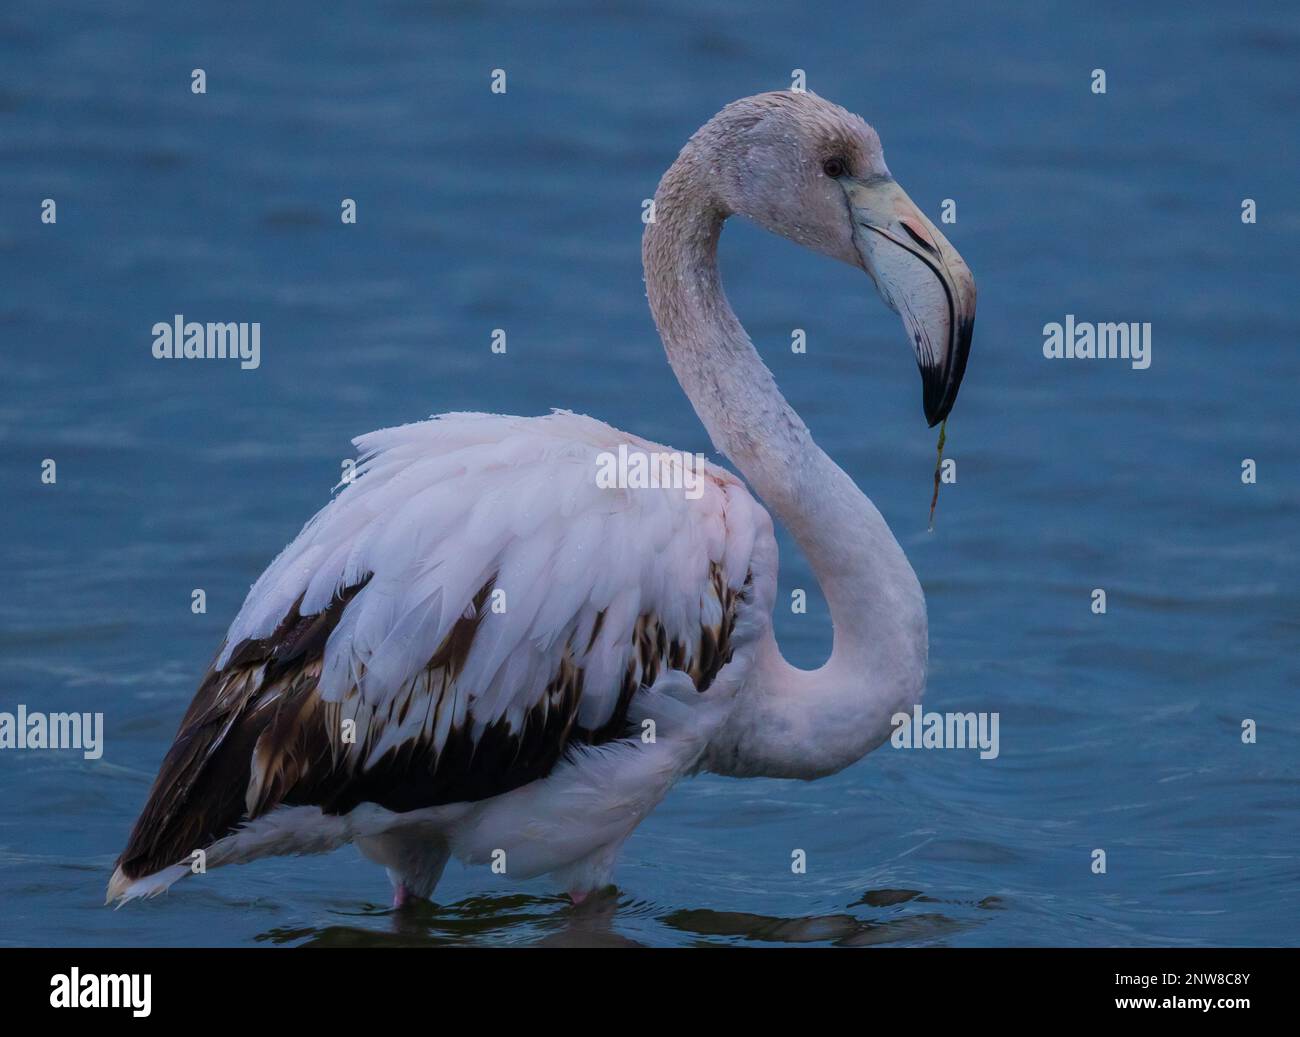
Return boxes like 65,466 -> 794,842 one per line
0,946 -> 1286,1020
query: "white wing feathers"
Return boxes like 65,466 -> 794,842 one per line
218,410 -> 767,748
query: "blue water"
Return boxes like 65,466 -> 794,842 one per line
1,1 -> 1297,947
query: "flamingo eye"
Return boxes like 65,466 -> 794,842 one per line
822,157 -> 847,178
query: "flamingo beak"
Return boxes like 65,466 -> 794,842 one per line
840,175 -> 976,426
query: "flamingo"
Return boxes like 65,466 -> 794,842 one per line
108,91 -> 976,908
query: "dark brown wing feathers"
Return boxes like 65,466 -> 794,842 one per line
117,564 -> 747,880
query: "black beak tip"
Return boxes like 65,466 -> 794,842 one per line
921,371 -> 949,427
921,315 -> 974,427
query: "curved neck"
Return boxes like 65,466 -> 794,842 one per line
643,148 -> 927,779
